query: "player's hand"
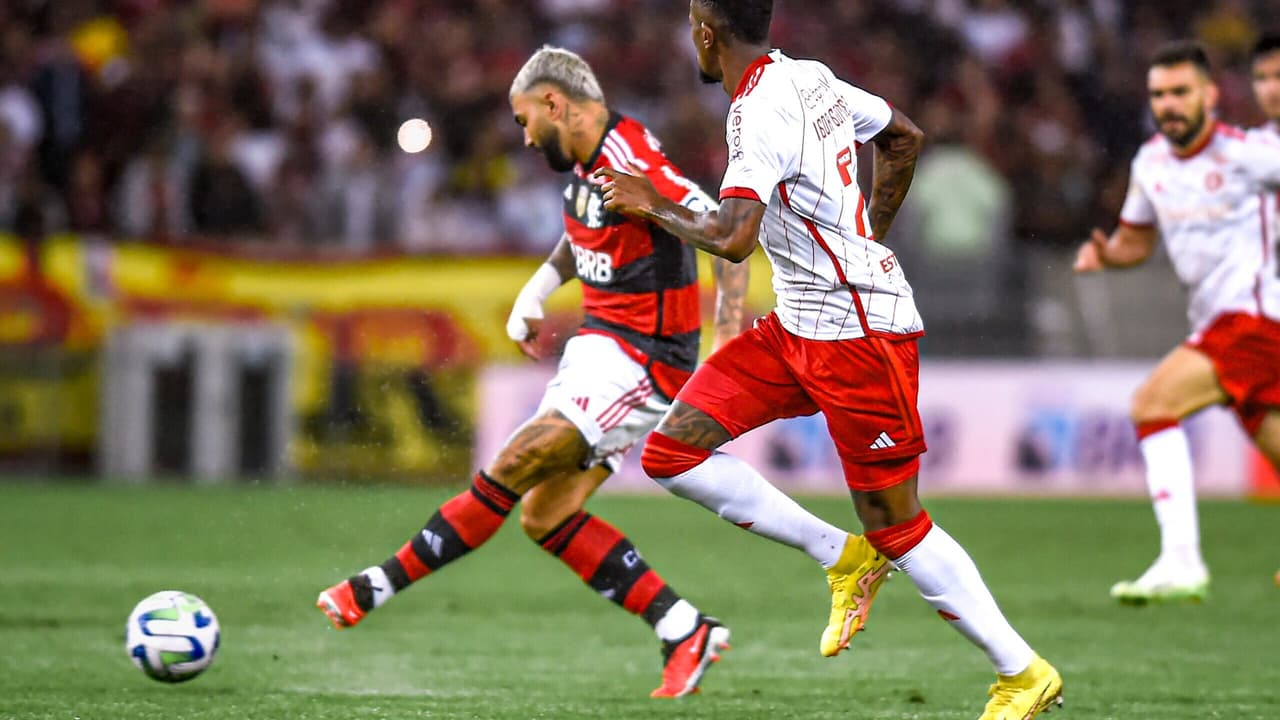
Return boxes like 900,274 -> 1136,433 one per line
514,318 -> 544,361
1073,228 -> 1109,273
594,163 -> 660,217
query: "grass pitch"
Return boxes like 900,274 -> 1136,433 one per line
1,483 -> 1276,719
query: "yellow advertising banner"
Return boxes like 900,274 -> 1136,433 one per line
0,236 -> 774,479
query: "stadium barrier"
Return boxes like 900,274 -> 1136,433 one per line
477,361 -> 1253,497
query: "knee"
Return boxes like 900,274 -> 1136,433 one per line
641,432 -> 711,480
518,498 -> 576,541
1130,381 -> 1176,425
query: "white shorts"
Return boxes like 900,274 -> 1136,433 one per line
538,333 -> 672,473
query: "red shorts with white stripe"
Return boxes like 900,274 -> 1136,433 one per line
676,312 -> 926,492
1186,312 -> 1280,436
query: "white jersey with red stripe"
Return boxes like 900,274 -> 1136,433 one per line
1119,121 -> 1280,332
718,50 -> 923,341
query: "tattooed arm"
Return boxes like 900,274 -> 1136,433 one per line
711,255 -> 749,351
594,165 -> 764,263
867,106 -> 925,242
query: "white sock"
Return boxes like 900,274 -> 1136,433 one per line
1139,425 -> 1204,570
893,525 -> 1035,676
362,566 -> 395,609
653,599 -> 699,643
656,452 -> 847,568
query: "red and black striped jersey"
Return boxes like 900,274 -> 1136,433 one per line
564,113 -> 714,400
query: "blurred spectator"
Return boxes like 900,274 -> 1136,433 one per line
0,0 -> 1274,257
189,120 -> 262,236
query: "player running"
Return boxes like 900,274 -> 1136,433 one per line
1076,39 -> 1280,605
597,2 -> 1062,718
317,46 -> 750,698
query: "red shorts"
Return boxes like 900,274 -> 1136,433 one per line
1186,312 -> 1280,436
676,312 -> 926,492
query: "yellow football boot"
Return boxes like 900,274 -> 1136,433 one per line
979,654 -> 1063,720
819,534 -> 889,657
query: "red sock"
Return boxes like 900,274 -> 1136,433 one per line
865,510 -> 933,560
539,511 -> 679,625
366,472 -> 518,606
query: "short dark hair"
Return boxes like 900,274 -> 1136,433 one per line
697,0 -> 773,45
1253,32 -> 1280,62
1150,40 -> 1212,74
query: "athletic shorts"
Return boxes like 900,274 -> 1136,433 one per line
538,333 -> 671,473
675,312 -> 926,492
1186,312 -> 1280,436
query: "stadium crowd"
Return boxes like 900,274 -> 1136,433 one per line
0,0 -> 1275,256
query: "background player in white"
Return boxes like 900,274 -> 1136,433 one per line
1074,40 -> 1280,604
598,2 -> 1062,718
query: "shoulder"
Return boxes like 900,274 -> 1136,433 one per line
603,116 -> 668,171
1131,135 -> 1167,169
1245,123 -> 1280,147
1214,122 -> 1246,141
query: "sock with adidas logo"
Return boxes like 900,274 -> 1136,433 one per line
348,471 -> 520,612
537,511 -> 696,642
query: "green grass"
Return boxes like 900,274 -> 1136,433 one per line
1,483 -> 1277,719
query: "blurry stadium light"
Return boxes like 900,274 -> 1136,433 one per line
397,119 -> 433,153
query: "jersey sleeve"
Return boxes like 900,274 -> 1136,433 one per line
646,157 -> 716,212
1241,128 -> 1280,190
719,96 -> 795,204
835,80 -> 893,144
1118,159 -> 1157,227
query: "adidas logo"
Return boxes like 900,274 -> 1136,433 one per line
868,432 -> 896,450
420,529 -> 444,557
573,397 -> 589,411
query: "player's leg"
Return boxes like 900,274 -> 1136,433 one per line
1116,343 -> 1227,603
316,410 -> 590,628
520,467 -> 727,698
812,335 -> 1059,716
640,316 -> 851,570
850,475 -> 1062,719
1249,409 -> 1280,470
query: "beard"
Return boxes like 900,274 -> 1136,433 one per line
699,68 -> 720,85
1157,107 -> 1207,148
536,129 -> 575,172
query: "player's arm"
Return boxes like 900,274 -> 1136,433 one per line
1073,224 -> 1159,272
1076,158 -> 1159,272
594,168 -> 764,263
506,233 -> 574,359
867,106 -> 926,241
711,255 -> 749,350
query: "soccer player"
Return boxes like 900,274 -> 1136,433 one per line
1074,39 -> 1280,604
596,2 -> 1063,717
317,46 -> 751,698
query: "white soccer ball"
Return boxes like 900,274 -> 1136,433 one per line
125,591 -> 220,683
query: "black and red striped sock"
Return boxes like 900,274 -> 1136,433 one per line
538,511 -> 681,628
349,471 -> 519,611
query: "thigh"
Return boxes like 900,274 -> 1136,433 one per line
1251,409 -> 1280,471
538,334 -> 659,468
801,336 -> 927,477
1145,322 -> 1237,420
485,409 -> 590,494
664,314 -> 819,448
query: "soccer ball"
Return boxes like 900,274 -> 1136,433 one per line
125,591 -> 220,682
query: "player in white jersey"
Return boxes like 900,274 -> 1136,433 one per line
597,2 -> 1062,718
1074,39 -> 1280,604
